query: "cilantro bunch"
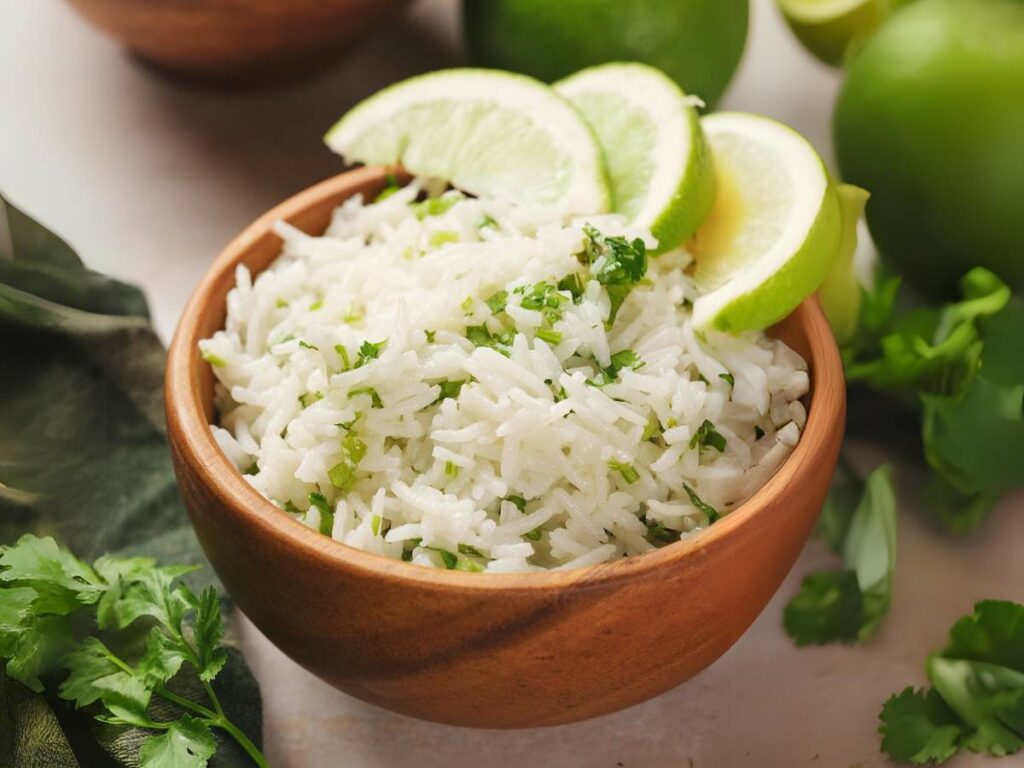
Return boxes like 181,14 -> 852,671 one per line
0,535 -> 266,767
880,600 -> 1024,764
842,267 -> 1023,533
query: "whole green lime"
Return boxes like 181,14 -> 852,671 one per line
834,0 -> 1024,297
462,0 -> 749,107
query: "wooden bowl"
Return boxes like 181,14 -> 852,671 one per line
166,167 -> 846,728
63,0 -> 409,84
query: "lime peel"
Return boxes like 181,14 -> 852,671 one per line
692,112 -> 842,333
556,62 -> 715,254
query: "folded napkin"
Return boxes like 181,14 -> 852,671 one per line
0,195 -> 262,767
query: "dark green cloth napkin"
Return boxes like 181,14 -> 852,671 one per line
0,195 -> 263,767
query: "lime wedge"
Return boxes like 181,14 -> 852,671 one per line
777,0 -> 913,67
555,62 -> 716,253
324,68 -> 610,215
691,112 -> 841,333
818,184 -> 870,342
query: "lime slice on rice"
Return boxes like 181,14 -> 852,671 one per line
555,62 -> 716,254
691,112 -> 841,333
324,68 -> 610,216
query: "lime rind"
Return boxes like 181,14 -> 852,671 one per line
818,184 -> 870,341
324,68 -> 610,216
555,62 -> 716,253
693,112 -> 841,333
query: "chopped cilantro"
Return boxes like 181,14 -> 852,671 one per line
201,351 -> 227,368
369,514 -> 382,536
455,558 -> 484,572
347,387 -> 383,408
298,340 -> 318,351
308,492 -> 334,535
485,290 -> 508,315
642,416 -> 662,442
433,379 -> 466,404
504,495 -> 527,513
375,174 -> 401,201
458,543 -> 484,557
689,419 -> 727,453
429,230 -> 459,247
298,391 -> 323,408
478,213 -> 499,230
719,372 -> 735,387
754,425 -> 766,440
276,298 -> 289,308
610,349 -> 642,371
356,339 -> 387,366
411,194 -> 461,220
242,463 -> 258,476
334,344 -> 352,371
535,328 -> 563,345
444,460 -> 459,478
682,483 -> 719,523
283,500 -> 301,514
309,300 -> 322,311
640,510 -> 681,545
557,272 -> 586,303
425,547 -> 458,569
523,527 -> 542,541
608,459 -> 640,484
582,225 -> 648,325
424,329 -> 437,343
465,324 -> 513,355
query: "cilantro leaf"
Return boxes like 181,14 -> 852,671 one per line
59,636 -> 124,707
138,715 -> 217,768
682,483 -> 719,524
927,657 -> 1024,757
0,534 -> 104,614
844,268 -> 1009,396
784,464 -> 896,645
784,570 -> 864,646
879,687 -> 963,765
191,587 -> 228,682
689,419 -> 727,453
880,600 -> 1024,765
582,226 -> 648,325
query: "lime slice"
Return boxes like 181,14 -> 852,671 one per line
777,0 -> 913,67
818,184 -> 870,342
555,62 -> 716,253
691,112 -> 841,333
324,68 -> 610,215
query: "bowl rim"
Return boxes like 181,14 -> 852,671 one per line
165,166 -> 845,593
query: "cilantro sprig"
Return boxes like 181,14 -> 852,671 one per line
784,463 -> 897,646
880,600 -> 1024,764
0,535 -> 266,767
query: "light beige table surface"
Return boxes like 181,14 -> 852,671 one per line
3,2 -> 1021,766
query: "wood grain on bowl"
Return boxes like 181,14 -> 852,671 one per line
63,0 -> 409,84
165,167 -> 845,728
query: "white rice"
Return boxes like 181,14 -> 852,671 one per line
201,180 -> 809,572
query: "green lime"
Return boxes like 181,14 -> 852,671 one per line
835,0 -> 1024,297
691,113 -> 841,333
324,68 -> 610,215
555,63 -> 715,253
777,0 -> 915,67
462,0 -> 748,108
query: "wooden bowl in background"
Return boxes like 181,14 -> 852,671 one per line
64,0 -> 410,84
165,167 -> 846,728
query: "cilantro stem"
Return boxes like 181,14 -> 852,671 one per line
213,713 -> 269,768
155,686 -> 218,720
